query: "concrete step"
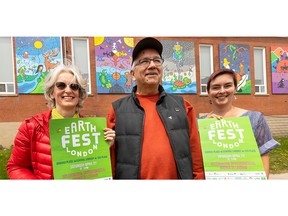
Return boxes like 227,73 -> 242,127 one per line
265,115 -> 288,137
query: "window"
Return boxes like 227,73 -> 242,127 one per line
71,37 -> 91,94
199,44 -> 213,94
0,37 -> 15,94
254,47 -> 267,94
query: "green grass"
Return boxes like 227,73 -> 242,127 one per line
0,136 -> 287,179
269,136 -> 288,174
0,148 -> 11,179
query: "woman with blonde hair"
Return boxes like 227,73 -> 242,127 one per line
7,61 -> 115,179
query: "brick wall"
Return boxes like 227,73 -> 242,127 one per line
1,36 -> 288,122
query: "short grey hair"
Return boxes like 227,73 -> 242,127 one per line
43,60 -> 88,110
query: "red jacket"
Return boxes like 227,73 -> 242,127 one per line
7,110 -> 53,179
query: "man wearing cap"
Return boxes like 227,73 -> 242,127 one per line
106,37 -> 204,179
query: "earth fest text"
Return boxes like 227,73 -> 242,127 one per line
61,120 -> 100,157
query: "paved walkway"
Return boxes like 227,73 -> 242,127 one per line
0,122 -> 21,149
269,173 -> 288,180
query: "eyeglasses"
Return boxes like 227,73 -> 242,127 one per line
55,82 -> 80,91
134,57 -> 164,67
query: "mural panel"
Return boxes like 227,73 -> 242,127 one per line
219,43 -> 251,94
95,37 -> 135,94
15,37 -> 62,94
271,46 -> 288,94
161,40 -> 196,94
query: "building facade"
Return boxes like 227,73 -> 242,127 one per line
1,36 -> 288,122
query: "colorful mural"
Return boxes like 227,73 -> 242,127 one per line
160,40 -> 196,94
15,37 -> 62,94
95,37 -> 135,94
271,46 -> 288,94
219,43 -> 251,94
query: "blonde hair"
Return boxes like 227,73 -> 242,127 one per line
43,60 -> 88,110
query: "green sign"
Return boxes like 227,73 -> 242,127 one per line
198,117 -> 266,180
49,117 -> 112,180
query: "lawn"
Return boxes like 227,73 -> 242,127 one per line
269,136 -> 288,174
0,136 -> 287,179
0,148 -> 11,179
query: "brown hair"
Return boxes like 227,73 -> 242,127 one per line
207,68 -> 237,93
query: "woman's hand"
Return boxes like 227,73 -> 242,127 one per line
103,128 -> 115,147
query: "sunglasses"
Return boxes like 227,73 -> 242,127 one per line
55,82 -> 80,91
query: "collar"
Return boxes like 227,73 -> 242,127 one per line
51,108 -> 79,119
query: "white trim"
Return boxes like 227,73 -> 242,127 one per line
0,37 -> 15,95
254,47 -> 267,95
199,44 -> 213,95
71,37 -> 91,94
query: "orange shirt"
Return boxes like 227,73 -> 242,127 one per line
138,94 -> 178,179
107,94 -> 205,179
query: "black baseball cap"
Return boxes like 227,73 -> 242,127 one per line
132,37 -> 163,64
